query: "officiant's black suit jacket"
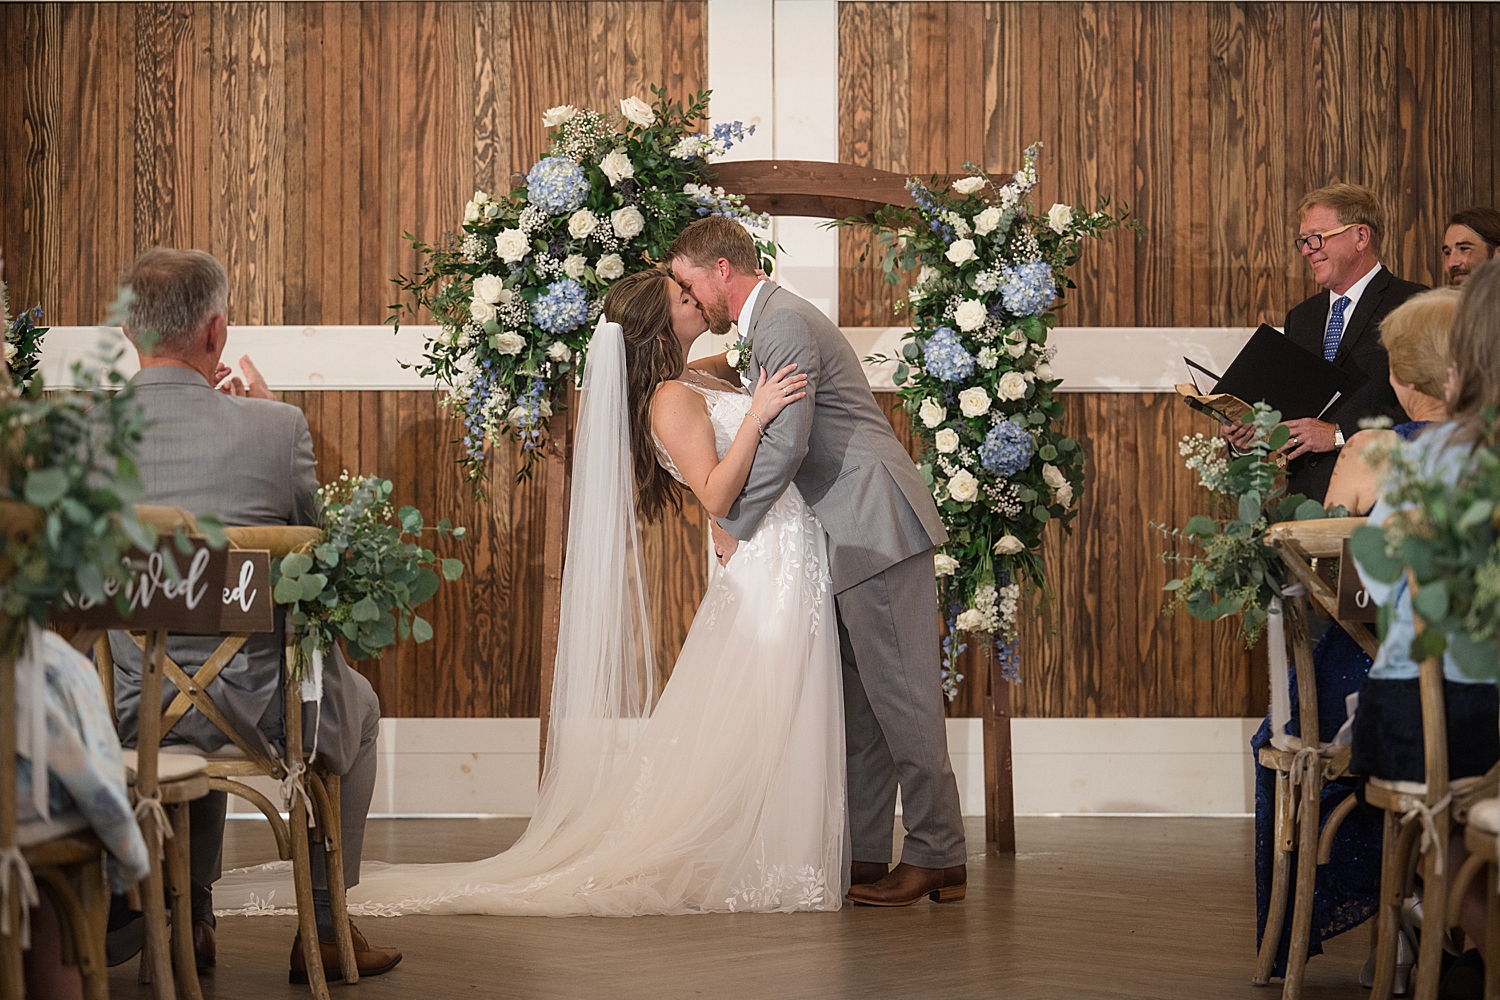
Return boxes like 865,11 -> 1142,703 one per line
1282,266 -> 1427,503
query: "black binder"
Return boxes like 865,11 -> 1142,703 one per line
1186,324 -> 1355,422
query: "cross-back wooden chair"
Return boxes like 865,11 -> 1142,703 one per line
1256,517 -> 1380,997
93,508 -> 357,999
1449,796 -> 1500,1000
0,500 -> 112,1000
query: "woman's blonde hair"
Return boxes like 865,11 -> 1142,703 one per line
1379,287 -> 1461,400
1446,259 -> 1500,445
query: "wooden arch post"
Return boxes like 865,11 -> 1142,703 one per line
536,161 -> 1017,854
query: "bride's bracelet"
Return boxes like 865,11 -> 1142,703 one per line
745,411 -> 764,437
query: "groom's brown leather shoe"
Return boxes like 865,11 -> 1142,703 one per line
289,921 -> 402,983
845,862 -> 966,906
850,861 -> 889,886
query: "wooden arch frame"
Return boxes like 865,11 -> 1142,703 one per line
537,161 -> 1018,855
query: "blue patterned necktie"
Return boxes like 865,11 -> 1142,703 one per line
1322,295 -> 1350,361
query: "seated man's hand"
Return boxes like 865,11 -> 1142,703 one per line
1221,420 -> 1257,451
710,518 -> 738,566
1278,417 -> 1338,461
215,355 -> 275,400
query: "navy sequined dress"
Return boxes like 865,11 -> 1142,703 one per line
1251,420 -> 1428,976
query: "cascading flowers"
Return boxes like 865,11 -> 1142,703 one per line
392,87 -> 771,486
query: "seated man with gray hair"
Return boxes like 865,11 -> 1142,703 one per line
108,247 -> 401,981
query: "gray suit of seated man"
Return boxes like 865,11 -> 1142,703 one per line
108,248 -> 394,974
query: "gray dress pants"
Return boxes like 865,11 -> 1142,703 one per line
836,548 -> 967,869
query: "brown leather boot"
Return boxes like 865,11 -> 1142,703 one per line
844,862 -> 967,906
850,861 -> 889,886
289,921 -> 402,984
193,920 -> 216,970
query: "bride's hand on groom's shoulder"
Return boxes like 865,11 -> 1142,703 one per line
749,364 -> 808,428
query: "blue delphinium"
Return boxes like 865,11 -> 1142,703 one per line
906,179 -> 955,242
533,279 -> 588,335
940,613 -> 967,702
979,419 -> 1034,477
1000,260 -> 1057,317
512,377 -> 550,452
922,327 -> 975,382
525,157 -> 590,214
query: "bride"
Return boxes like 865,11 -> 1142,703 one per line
220,268 -> 847,916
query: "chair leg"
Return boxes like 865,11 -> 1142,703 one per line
1283,759 -> 1323,1000
1255,770 -> 1294,986
288,789 -> 332,1000
166,804 -> 203,1000
139,811 -> 176,998
319,774 -> 358,984
1485,858 -> 1500,1000
1,879 -> 24,1000
1372,809 -> 1404,1000
75,856 -> 109,1000
1415,812 -> 1451,1000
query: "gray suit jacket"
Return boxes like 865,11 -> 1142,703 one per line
721,284 -> 947,592
109,366 -> 368,773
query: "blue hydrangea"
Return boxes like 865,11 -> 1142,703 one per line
979,419 -> 1034,477
525,157 -> 590,214
922,327 -> 975,382
533,279 -> 589,335
1000,260 -> 1057,317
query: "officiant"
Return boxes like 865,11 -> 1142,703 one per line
1225,184 -> 1426,502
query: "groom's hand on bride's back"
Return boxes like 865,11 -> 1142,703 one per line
711,519 -> 738,566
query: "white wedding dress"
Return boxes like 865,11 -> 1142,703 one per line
214,365 -> 846,917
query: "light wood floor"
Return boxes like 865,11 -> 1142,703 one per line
106,816 -> 1370,1000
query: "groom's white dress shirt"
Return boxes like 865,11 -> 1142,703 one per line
736,279 -> 769,342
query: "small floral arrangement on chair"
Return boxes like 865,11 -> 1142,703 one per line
270,473 -> 466,665
0,277 -> 46,392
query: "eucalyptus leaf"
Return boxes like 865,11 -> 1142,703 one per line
1238,494 -> 1262,525
298,573 -> 329,602
1411,579 -> 1450,624
1350,525 -> 1402,583
24,468 -> 69,507
441,558 -> 465,581
1448,631 -> 1500,683
280,552 -> 313,578
351,596 -> 381,622
1293,500 -> 1327,521
273,577 -> 304,604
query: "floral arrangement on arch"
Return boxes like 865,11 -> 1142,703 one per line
391,87 -> 769,484
849,143 -> 1139,695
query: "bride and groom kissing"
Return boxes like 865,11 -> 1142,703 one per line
224,216 -> 969,918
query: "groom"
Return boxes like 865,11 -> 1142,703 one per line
670,219 -> 968,906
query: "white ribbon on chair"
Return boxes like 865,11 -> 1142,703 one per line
132,793 -> 174,859
280,760 -> 316,829
1401,793 -> 1453,877
0,846 -> 39,947
1267,588 -> 1306,753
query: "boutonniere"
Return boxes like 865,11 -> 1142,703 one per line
725,330 -> 753,373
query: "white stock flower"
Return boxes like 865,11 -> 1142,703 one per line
954,608 -> 987,632
958,386 -> 991,418
547,341 -> 572,363
595,253 -> 625,280
999,184 -> 1021,210
620,96 -> 656,126
973,206 -> 1002,237
951,176 -> 987,195
493,331 -> 525,355
542,105 -> 577,128
1054,482 -> 1074,507
934,428 -> 960,453
1047,203 -> 1074,234
563,254 -> 587,279
954,300 -> 987,332
611,205 -> 645,239
1042,464 -> 1067,489
496,229 -> 529,263
599,148 -> 634,185
947,469 -> 979,503
976,347 -> 999,370
934,553 -> 960,577
993,534 -> 1025,555
918,397 -> 947,428
996,371 -> 1028,401
567,209 -> 598,239
945,239 -> 978,265
469,298 -> 497,326
472,274 -> 507,304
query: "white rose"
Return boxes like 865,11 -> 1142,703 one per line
595,253 -> 625,280
469,298 -> 497,326
542,105 -> 577,128
1035,362 -> 1054,381
954,609 -> 987,633
619,96 -> 656,127
563,254 -> 587,279
1042,464 -> 1067,489
507,405 -> 528,425
463,201 -> 481,224
5,342 -> 19,363
954,299 -> 987,332
945,239 -> 978,266
724,348 -> 741,369
993,534 -> 1025,555
918,397 -> 947,429
496,229 -> 529,263
567,209 -> 598,239
1047,202 -> 1074,234
917,265 -> 940,286
951,176 -> 987,195
472,274 -> 507,304
1053,482 -> 1074,507
934,554 -> 960,577
948,469 -> 979,503
996,371 -> 1028,401
547,341 -> 572,363
974,206 -> 1002,236
1006,338 -> 1027,359
493,331 -> 525,355
958,386 -> 991,418
611,205 -> 645,239
934,428 -> 960,454
599,148 -> 634,185
473,190 -> 490,205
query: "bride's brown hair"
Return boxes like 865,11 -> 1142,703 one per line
604,268 -> 685,522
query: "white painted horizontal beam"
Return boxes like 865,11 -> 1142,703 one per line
42,324 -> 1258,394
226,716 -> 1258,819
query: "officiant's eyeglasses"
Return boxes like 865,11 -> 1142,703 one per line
1294,223 -> 1358,253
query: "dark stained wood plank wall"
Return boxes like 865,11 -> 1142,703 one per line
838,2 -> 1500,328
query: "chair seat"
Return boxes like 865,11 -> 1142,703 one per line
22,832 -> 106,867
122,748 -> 208,782
1366,771 -> 1499,824
1257,740 -> 1352,781
16,812 -> 91,848
1468,799 -> 1500,835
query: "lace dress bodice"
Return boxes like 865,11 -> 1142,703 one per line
651,369 -> 751,485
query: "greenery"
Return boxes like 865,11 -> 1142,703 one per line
1,277 -> 47,391
1349,415 -> 1500,680
271,472 -> 466,663
1158,403 -> 1345,646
